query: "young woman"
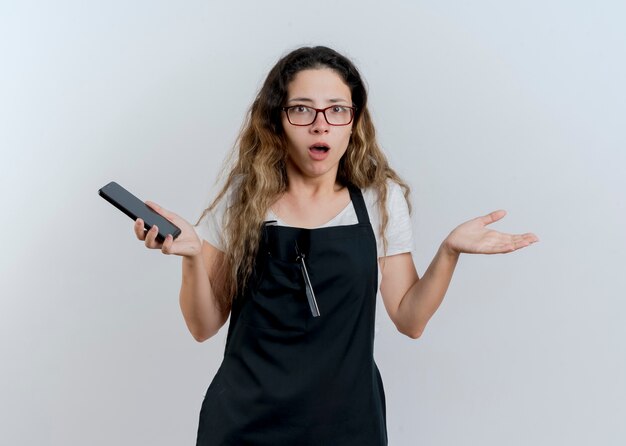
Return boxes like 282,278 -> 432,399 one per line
134,46 -> 538,445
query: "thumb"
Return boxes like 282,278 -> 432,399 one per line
481,209 -> 506,226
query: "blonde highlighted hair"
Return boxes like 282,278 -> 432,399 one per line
196,46 -> 411,312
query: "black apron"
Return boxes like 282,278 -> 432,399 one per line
197,185 -> 387,445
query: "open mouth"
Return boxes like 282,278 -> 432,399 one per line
309,144 -> 330,153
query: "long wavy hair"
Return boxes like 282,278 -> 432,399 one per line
196,46 -> 411,312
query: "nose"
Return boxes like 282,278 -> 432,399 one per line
310,110 -> 330,134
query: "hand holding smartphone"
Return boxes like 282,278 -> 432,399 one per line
98,181 -> 182,243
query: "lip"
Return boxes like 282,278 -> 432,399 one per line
308,142 -> 330,161
308,142 -> 330,150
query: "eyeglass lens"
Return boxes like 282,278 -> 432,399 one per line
287,106 -> 353,125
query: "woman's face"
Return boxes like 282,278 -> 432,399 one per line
281,68 -> 353,184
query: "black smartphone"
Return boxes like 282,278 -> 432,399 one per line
98,181 -> 182,242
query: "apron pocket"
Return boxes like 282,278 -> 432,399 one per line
242,257 -> 308,332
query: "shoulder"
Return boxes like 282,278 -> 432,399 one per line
359,178 -> 410,231
360,179 -> 414,257
361,179 -> 406,210
211,175 -> 245,214
195,176 -> 243,251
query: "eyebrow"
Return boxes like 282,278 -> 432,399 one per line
287,97 -> 350,104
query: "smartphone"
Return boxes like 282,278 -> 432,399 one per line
98,181 -> 181,242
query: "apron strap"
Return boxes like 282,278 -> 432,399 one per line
347,184 -> 370,225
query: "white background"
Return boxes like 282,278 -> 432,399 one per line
1,1 -> 625,444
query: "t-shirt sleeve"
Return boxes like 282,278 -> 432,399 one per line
195,190 -> 229,252
379,180 -> 415,257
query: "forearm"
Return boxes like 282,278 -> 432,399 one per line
396,241 -> 460,338
179,255 -> 225,342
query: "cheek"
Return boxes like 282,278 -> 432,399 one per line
338,129 -> 353,157
281,114 -> 290,129
281,125 -> 298,146
340,129 -> 353,147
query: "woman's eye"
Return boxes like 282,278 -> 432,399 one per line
332,106 -> 347,113
293,106 -> 310,113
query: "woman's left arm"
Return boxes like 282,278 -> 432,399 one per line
380,209 -> 539,339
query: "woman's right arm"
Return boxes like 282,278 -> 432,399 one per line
134,201 -> 230,342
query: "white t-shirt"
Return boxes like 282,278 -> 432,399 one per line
196,179 -> 415,259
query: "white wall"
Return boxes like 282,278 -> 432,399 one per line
1,1 -> 625,444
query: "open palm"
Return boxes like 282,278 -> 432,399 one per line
444,210 -> 539,255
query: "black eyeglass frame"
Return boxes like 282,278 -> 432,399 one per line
281,105 -> 357,126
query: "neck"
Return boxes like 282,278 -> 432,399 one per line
285,166 -> 343,199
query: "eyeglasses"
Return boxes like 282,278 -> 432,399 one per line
282,105 -> 356,126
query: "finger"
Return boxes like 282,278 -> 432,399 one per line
134,218 -> 147,240
481,209 -> 507,226
523,232 -> 540,243
509,234 -> 524,242
161,234 -> 175,255
508,233 -> 539,248
144,225 -> 162,249
499,240 -> 517,253
502,233 -> 538,252
511,235 -> 529,249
